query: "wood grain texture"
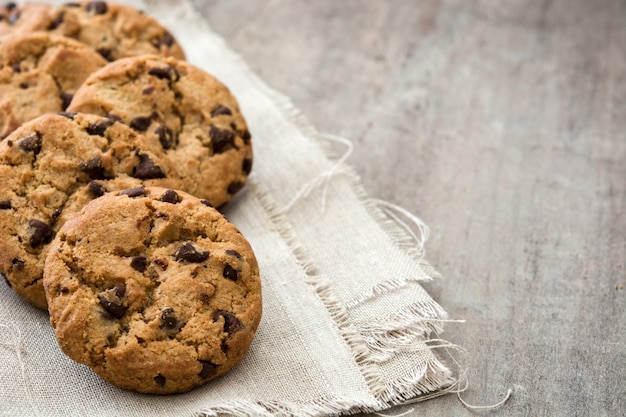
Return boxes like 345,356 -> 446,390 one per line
191,1 -> 626,415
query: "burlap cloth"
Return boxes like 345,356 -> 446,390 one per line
0,0 -> 454,415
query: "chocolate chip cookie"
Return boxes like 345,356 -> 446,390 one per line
68,55 -> 253,208
0,2 -> 53,36
44,187 -> 262,394
0,31 -> 108,138
0,112 -> 183,309
0,2 -> 185,61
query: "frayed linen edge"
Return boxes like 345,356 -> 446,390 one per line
196,362 -> 455,417
199,397 -> 377,417
182,0 -> 457,411
197,396 -> 376,417
248,180 -> 455,408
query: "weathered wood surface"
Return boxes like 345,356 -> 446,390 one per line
192,1 -> 626,416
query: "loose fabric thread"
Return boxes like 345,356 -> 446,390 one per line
397,337 -> 513,411
251,128 -> 511,412
0,322 -> 39,416
284,133 -> 354,213
373,199 -> 430,258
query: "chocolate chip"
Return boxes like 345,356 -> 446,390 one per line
98,285 -> 126,319
113,246 -> 127,256
225,249 -> 242,259
227,181 -> 244,195
60,92 -> 73,110
29,220 -> 52,248
160,307 -> 178,329
130,256 -> 147,272
59,286 -> 69,294
160,189 -> 179,204
114,285 -> 125,298
210,106 -> 232,117
7,9 -> 19,24
223,264 -> 239,281
200,200 -> 213,208
79,157 -> 107,179
148,66 -> 179,82
209,126 -> 235,154
85,1 -> 107,15
198,360 -> 217,379
213,310 -> 242,334
152,32 -> 174,48
88,181 -> 106,197
242,158 -> 253,175
155,125 -> 176,149
190,268 -> 199,278
129,115 -> 152,132
47,11 -> 64,30
120,187 -> 145,197
154,258 -> 168,270
161,32 -> 174,47
148,68 -> 168,79
198,292 -> 210,304
58,111 -> 77,119
242,130 -> 251,143
51,208 -> 62,219
0,200 -> 11,209
175,243 -> 209,263
4,2 -> 16,10
19,82 -> 28,89
63,2 -> 80,7
11,258 -> 24,271
105,113 -> 122,123
98,297 -> 126,319
19,133 -> 41,155
142,86 -> 154,95
136,336 -> 144,343
133,154 -> 165,179
11,63 -> 20,73
154,374 -> 166,386
86,118 -> 115,136
96,47 -> 113,62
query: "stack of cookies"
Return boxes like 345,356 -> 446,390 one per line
0,1 -> 262,394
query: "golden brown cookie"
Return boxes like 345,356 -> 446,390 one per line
0,31 -> 108,137
0,112 -> 183,309
68,55 -> 253,208
44,187 -> 262,394
0,3 -> 53,37
0,2 -> 185,61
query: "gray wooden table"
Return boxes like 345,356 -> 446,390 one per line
192,1 -> 625,416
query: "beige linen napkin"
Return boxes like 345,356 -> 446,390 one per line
0,0 -> 453,415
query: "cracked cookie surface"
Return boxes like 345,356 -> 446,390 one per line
68,55 -> 253,208
0,1 -> 185,61
0,31 -> 108,137
0,112 -> 183,309
44,187 -> 262,394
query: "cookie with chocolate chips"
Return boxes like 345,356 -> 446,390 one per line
0,2 -> 185,61
0,2 -> 54,36
0,113 -> 183,309
68,55 -> 253,208
44,187 -> 262,394
0,31 -> 108,138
